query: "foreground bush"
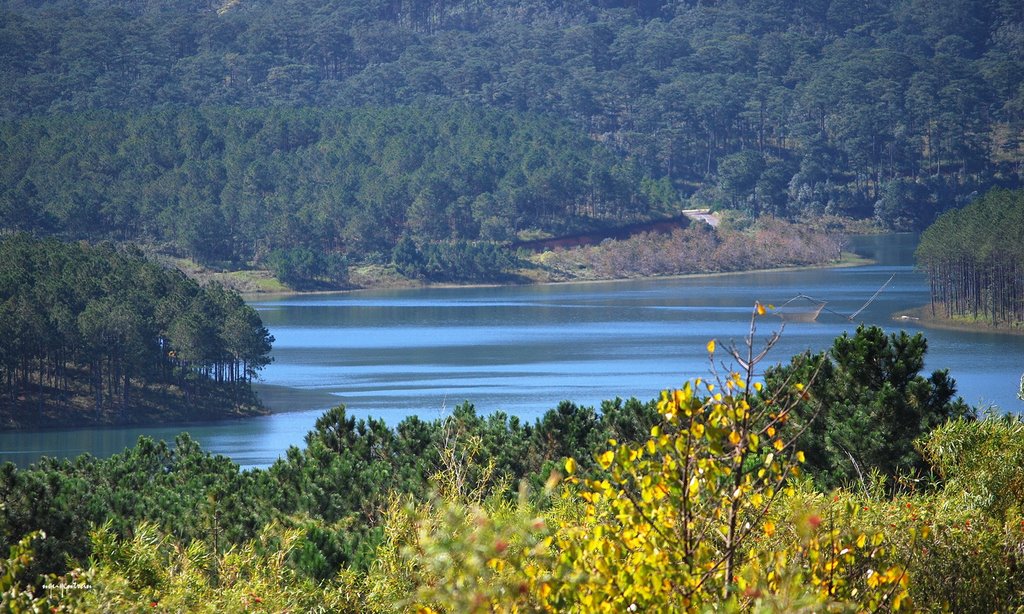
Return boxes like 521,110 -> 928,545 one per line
373,308 -> 910,612
4,309 -> 1024,611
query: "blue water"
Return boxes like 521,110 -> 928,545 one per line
1,234 -> 1021,469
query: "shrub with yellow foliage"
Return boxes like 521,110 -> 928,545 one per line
390,305 -> 912,612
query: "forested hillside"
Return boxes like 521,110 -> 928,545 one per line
0,107 -> 655,269
0,235 -> 273,427
1,0 -> 1022,270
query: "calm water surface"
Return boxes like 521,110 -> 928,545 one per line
2,234 -> 1022,468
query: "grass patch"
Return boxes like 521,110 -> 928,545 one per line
223,269 -> 289,293
155,255 -> 290,294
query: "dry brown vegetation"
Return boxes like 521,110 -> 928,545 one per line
531,218 -> 846,281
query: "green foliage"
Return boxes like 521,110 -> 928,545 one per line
0,235 -> 273,427
0,395 -> 659,584
2,0 -> 1019,237
718,150 -> 765,212
767,324 -> 973,489
518,313 -> 907,611
366,491 -> 551,613
381,313 -> 915,612
393,239 -> 521,282
10,413 -> 1024,612
5,322 -> 1024,611
390,236 -> 425,279
267,246 -> 347,290
873,177 -> 935,231
916,188 -> 1024,326
257,400 -> 659,571
768,482 -> 1024,614
0,531 -> 52,613
919,416 -> 1024,519
0,106 -> 651,278
0,434 -> 269,578
63,521 -> 361,613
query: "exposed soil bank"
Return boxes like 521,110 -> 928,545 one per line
0,382 -> 267,432
242,253 -> 871,301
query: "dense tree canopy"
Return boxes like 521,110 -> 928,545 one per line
766,324 -> 972,489
916,187 -> 1024,326
0,396 -> 658,577
1,0 -> 1021,268
0,106 -> 651,270
0,234 -> 273,427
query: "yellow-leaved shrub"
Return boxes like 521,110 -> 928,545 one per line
399,306 -> 912,612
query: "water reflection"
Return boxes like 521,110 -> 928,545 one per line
1,234 -> 1021,469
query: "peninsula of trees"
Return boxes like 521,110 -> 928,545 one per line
0,235 -> 274,428
916,188 -> 1024,328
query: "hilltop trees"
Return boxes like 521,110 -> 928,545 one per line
0,235 -> 273,426
0,107 -> 651,277
916,188 -> 1024,327
0,0 -> 1021,273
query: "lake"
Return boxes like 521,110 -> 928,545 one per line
2,234 -> 1022,469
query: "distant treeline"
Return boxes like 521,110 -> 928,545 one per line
0,106 -> 659,272
916,188 -> 1024,326
0,235 -> 274,427
2,0 -> 1022,233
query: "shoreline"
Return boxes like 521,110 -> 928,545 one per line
893,305 -> 1024,336
242,253 -> 873,300
0,407 -> 268,435
0,385 -> 269,434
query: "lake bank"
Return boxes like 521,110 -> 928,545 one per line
893,305 -> 1024,336
0,381 -> 267,432
176,217 -> 875,297
239,251 -> 873,300
0,246 -> 869,435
